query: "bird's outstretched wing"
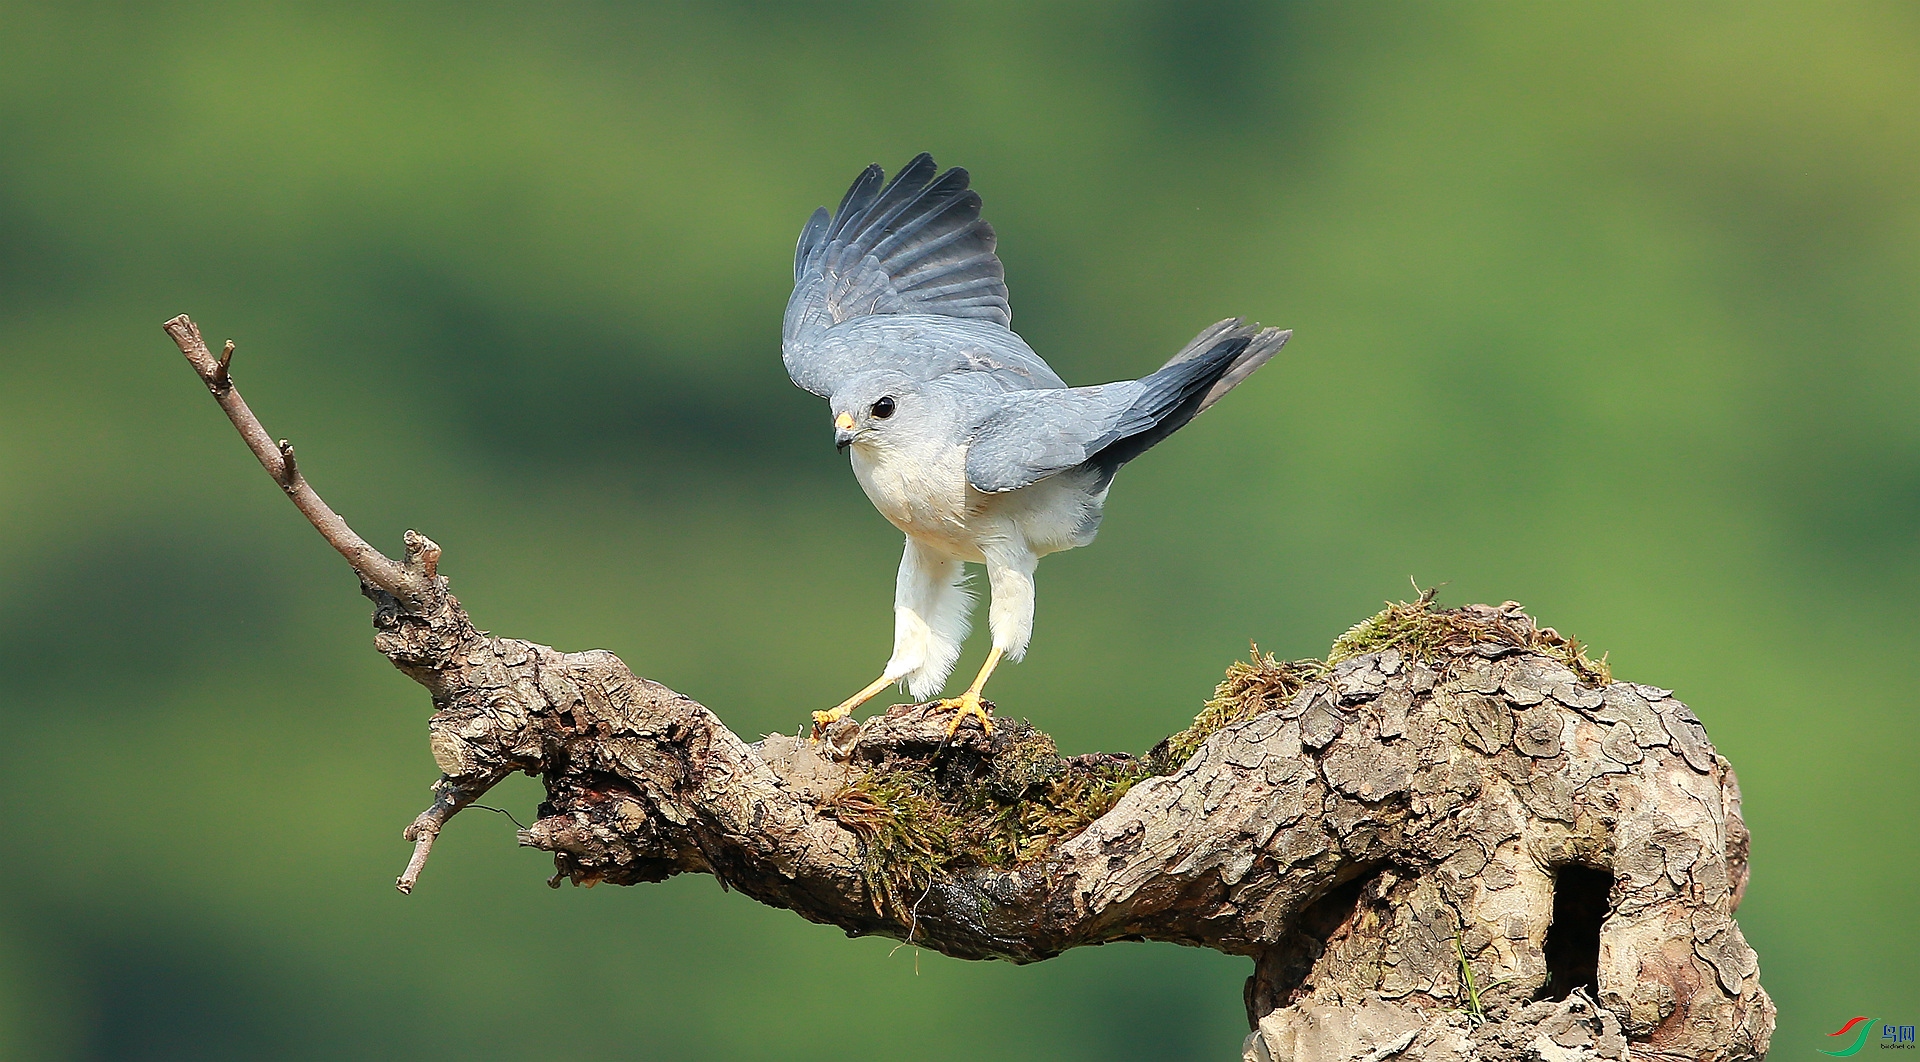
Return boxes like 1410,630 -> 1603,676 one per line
784,154 -> 1025,398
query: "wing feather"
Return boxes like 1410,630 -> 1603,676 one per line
784,155 -> 1015,396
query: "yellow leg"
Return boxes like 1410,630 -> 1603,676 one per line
812,673 -> 894,736
935,648 -> 1003,736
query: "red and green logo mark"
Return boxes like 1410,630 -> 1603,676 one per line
1823,1017 -> 1918,1055
1823,1018 -> 1876,1056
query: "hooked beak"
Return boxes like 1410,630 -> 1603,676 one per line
834,411 -> 858,452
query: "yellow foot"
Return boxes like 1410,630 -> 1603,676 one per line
810,704 -> 852,738
934,692 -> 994,736
811,674 -> 897,741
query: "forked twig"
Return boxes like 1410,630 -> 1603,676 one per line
397,773 -> 508,894
161,314 -> 426,602
163,313 -> 470,890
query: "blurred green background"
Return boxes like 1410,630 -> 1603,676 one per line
1,2 -> 1915,1058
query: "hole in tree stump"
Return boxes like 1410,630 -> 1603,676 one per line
1539,864 -> 1614,1001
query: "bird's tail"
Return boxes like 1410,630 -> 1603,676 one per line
1158,318 -> 1292,416
1086,319 -> 1290,481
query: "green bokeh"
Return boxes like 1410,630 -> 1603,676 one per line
2,2 -> 1915,1058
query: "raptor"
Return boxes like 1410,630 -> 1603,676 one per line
786,154 -> 1289,736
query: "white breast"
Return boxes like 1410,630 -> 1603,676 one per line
850,442 -> 982,559
850,442 -> 1107,563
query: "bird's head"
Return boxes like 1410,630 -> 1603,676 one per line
830,372 -> 916,453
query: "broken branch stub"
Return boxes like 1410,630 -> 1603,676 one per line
164,316 -> 1772,1062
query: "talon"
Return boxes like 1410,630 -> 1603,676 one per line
810,704 -> 852,741
935,692 -> 994,736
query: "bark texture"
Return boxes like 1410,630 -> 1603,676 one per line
163,315 -> 1773,1062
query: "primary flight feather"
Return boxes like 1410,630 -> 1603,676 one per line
787,154 -> 1290,735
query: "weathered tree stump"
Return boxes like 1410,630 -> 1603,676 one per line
164,315 -> 1773,1062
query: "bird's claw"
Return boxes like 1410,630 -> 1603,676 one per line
810,705 -> 852,742
934,693 -> 994,736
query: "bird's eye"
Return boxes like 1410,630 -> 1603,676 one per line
871,396 -> 896,419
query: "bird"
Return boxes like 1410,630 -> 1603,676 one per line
785,153 -> 1290,737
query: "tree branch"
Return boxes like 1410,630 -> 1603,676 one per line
162,316 -> 1774,1062
162,314 -> 426,602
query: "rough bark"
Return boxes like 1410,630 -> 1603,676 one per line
162,315 -> 1774,1062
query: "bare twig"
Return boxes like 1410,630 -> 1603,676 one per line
212,339 -> 234,392
396,772 -> 507,894
161,314 -> 424,601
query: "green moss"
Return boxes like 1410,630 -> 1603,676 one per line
1147,593 -> 1607,779
824,769 -> 962,916
1146,648 -> 1319,773
1327,591 -> 1457,665
1328,589 -> 1610,685
825,747 -> 1149,918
